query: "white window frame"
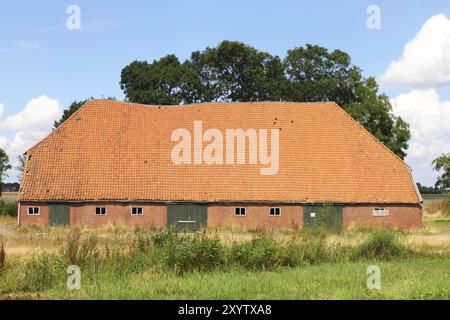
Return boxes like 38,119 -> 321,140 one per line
269,207 -> 281,217
131,207 -> 144,216
27,206 -> 40,216
372,208 -> 389,217
235,207 -> 246,216
95,207 -> 107,216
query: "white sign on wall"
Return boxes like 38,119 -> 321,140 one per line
372,208 -> 389,217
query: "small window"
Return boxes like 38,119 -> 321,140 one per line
95,207 -> 107,215
28,207 -> 40,215
235,207 -> 246,216
372,208 -> 389,217
269,207 -> 281,216
131,207 -> 143,216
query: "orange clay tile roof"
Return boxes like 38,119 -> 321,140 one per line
19,100 -> 421,204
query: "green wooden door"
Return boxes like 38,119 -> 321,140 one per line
49,204 -> 70,227
303,205 -> 343,231
167,204 -> 207,231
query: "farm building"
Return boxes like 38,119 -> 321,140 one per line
18,100 -> 422,230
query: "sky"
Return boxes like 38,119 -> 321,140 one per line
0,0 -> 450,185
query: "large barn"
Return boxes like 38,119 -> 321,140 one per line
18,100 -> 422,230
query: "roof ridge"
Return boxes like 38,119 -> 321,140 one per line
89,99 -> 337,108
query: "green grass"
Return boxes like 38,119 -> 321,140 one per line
1,228 -> 449,300
35,257 -> 450,299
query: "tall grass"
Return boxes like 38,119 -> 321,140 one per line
0,241 -> 5,270
0,226 -> 433,297
424,199 -> 450,216
17,253 -> 67,292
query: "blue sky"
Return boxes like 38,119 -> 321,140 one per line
1,0 -> 450,185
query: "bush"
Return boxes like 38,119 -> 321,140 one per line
162,232 -> 224,274
17,254 -> 67,292
353,229 -> 411,261
0,200 -> 18,217
228,236 -> 281,270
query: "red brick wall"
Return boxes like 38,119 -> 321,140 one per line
19,202 -> 49,227
19,202 -> 422,230
19,202 -> 166,228
70,203 -> 166,228
343,204 -> 422,229
208,204 -> 303,229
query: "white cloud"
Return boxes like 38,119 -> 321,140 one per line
14,41 -> 39,49
0,96 -> 63,177
391,89 -> 450,141
380,14 -> 450,86
392,89 -> 450,185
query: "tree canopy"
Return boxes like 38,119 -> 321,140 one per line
432,153 -> 450,190
0,148 -> 11,196
119,41 -> 411,159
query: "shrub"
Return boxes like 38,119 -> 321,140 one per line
17,254 -> 67,292
228,236 -> 281,270
316,204 -> 343,233
353,229 -> 411,261
162,232 -> 224,274
0,200 -> 18,217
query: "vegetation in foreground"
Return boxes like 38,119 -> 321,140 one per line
0,226 -> 449,300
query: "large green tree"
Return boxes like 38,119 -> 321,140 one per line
432,153 -> 450,190
120,55 -> 204,105
0,149 -> 11,197
187,41 -> 286,101
120,41 -> 411,159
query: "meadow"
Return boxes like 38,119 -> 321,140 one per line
0,194 -> 449,300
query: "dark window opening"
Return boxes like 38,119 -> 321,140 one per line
28,207 -> 39,215
235,207 -> 246,216
95,207 -> 107,215
270,207 -> 281,216
132,207 -> 143,216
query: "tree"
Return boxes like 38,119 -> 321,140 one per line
54,97 -> 116,128
345,78 -> 410,159
432,153 -> 450,190
0,149 -> 11,197
120,55 -> 204,105
187,41 -> 286,101
16,153 -> 26,182
119,41 -> 411,158
284,44 -> 361,105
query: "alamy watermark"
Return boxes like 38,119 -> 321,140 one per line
171,121 -> 280,175
367,265 -> 381,290
67,265 -> 81,290
66,5 -> 81,30
366,5 -> 381,30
